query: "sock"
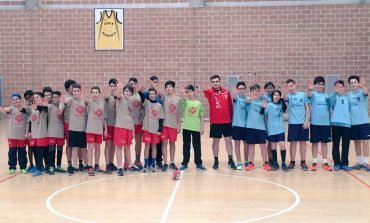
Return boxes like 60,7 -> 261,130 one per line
291,160 -> 296,165
79,160 -> 83,165
363,156 -> 369,164
214,157 -> 218,162
301,160 -> 306,164
136,155 -> 140,162
68,161 -> 72,167
322,159 -> 328,164
312,158 -> 317,164
271,150 -> 277,162
357,156 -> 363,164
228,155 -> 233,162
151,157 -> 156,166
94,164 -> 99,167
280,150 -> 286,163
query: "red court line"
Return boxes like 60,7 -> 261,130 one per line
306,143 -> 370,189
0,173 -> 20,184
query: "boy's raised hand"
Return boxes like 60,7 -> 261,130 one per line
359,76 -> 367,89
262,99 -> 268,108
307,80 -> 314,91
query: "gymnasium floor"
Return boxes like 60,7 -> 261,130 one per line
0,120 -> 368,223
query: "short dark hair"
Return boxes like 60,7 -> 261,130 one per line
150,76 -> 159,82
33,91 -> 44,98
271,90 -> 282,101
109,78 -> 118,86
128,77 -> 138,83
52,91 -> 61,96
313,76 -> 325,85
165,80 -> 176,88
334,80 -> 345,87
250,84 -> 260,91
23,90 -> 34,98
91,86 -> 101,93
148,87 -> 157,94
285,79 -> 296,84
64,79 -> 76,91
11,93 -> 21,99
236,81 -> 246,88
264,82 -> 275,89
348,75 -> 360,84
42,87 -> 53,94
71,83 -> 81,90
185,84 -> 195,92
210,75 -> 220,81
123,84 -> 134,94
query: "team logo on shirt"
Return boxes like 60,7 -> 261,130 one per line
31,114 -> 38,122
151,109 -> 158,118
15,113 -> 23,123
169,103 -> 176,113
133,100 -> 140,108
76,105 -> 85,114
95,108 -> 103,117
56,112 -> 64,122
188,106 -> 197,115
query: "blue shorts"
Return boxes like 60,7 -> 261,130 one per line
288,124 -> 309,142
350,124 -> 370,140
310,125 -> 331,143
268,133 -> 285,142
232,126 -> 246,141
245,128 -> 266,144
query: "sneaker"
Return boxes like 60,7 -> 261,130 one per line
143,164 -> 149,172
94,165 -> 105,173
162,163 -> 169,172
128,165 -> 139,172
212,161 -> 219,170
157,161 -> 163,169
74,167 -> 79,174
179,164 -> 188,171
67,166 -> 75,176
341,166 -> 351,171
42,166 -> 47,172
33,170 -> 42,177
55,166 -> 67,173
151,164 -> 157,172
9,169 -> 16,174
228,161 -> 237,170
236,162 -> 243,170
21,169 -> 28,174
88,167 -> 95,176
196,164 -> 207,171
287,162 -> 295,170
110,163 -> 118,171
49,167 -> 55,175
78,163 -> 86,172
27,165 -> 35,173
350,163 -> 363,170
322,163 -> 332,171
105,165 -> 112,174
363,164 -> 370,172
311,163 -> 318,171
170,163 -> 178,170
270,162 -> 278,171
281,162 -> 289,172
244,161 -> 250,167
245,163 -> 254,171
117,168 -> 124,176
334,165 -> 341,171
263,163 -> 272,171
301,162 -> 309,171
134,161 -> 143,171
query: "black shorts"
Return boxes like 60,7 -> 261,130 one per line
350,124 -> 370,140
267,133 -> 285,143
245,128 -> 267,144
310,125 -> 331,143
68,131 -> 87,148
210,123 -> 232,139
232,126 -> 246,141
288,124 -> 309,142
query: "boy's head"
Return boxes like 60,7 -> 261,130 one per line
210,75 -> 221,89
148,87 -> 157,101
285,79 -> 296,93
64,79 -> 76,93
24,90 -> 34,103
33,91 -> 44,105
185,85 -> 195,98
236,81 -> 246,95
109,78 -> 118,93
348,75 -> 360,90
52,91 -> 61,105
250,84 -> 260,96
313,76 -> 325,92
123,84 -> 134,98
271,90 -> 282,103
334,80 -> 345,94
165,80 -> 176,94
150,75 -> 159,86
264,82 -> 275,95
91,86 -> 101,99
11,93 -> 21,106
128,77 -> 138,90
42,86 -> 53,103
71,83 -> 82,98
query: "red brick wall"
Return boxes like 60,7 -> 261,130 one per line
1,4 -> 369,116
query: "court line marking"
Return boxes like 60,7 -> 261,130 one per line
46,173 -> 300,223
160,175 -> 182,223
0,172 -> 21,184
306,144 -> 370,189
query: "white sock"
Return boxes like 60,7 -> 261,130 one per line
322,159 -> 328,164
363,157 -> 369,165
312,158 -> 317,164
357,156 -> 363,164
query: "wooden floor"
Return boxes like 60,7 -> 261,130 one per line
0,120 -> 369,223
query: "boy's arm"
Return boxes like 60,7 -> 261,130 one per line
200,115 -> 204,135
114,83 -> 123,99
0,106 -> 11,113
359,76 -> 368,96
303,104 -> 310,129
307,80 -> 314,97
282,83 -> 289,101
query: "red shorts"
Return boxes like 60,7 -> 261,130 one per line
48,137 -> 65,146
161,126 -> 177,142
104,125 -> 115,141
134,124 -> 143,135
8,139 -> 26,147
64,122 -> 69,140
114,127 -> 133,146
29,138 -> 48,147
142,130 -> 160,144
86,133 -> 103,144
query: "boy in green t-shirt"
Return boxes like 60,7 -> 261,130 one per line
179,85 -> 206,171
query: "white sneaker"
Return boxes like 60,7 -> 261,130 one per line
236,162 -> 243,170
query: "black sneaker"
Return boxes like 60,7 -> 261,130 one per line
157,161 -> 163,169
196,164 -> 207,171
287,162 -> 295,170
162,163 -> 168,172
117,168 -> 124,176
74,167 -> 79,174
94,165 -> 105,173
282,162 -> 289,172
301,162 -> 309,171
78,163 -> 85,172
212,161 -> 219,170
271,162 -> 279,171
228,161 -> 237,170
67,166 -> 74,176
179,164 -> 188,171
170,163 -> 178,170
105,164 -> 112,174
110,163 -> 118,171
